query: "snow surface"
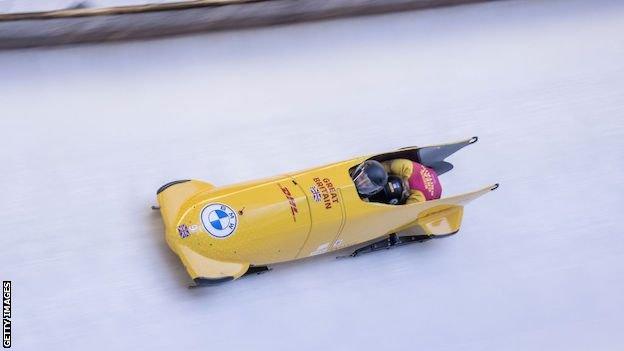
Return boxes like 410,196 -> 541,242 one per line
1,0 -> 624,349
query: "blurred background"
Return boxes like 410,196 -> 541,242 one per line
1,0 -> 623,350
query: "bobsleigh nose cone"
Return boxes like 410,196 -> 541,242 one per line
156,179 -> 191,195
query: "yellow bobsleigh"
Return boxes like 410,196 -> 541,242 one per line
154,137 -> 498,286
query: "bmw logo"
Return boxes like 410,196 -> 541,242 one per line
200,203 -> 238,238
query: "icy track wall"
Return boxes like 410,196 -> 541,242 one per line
0,0 -> 493,49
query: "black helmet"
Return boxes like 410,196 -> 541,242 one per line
352,160 -> 387,196
368,175 -> 409,205
383,175 -> 409,205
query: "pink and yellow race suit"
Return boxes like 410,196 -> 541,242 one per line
383,159 -> 442,203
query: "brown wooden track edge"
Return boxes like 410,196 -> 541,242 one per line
0,0 -> 499,49
0,0 -> 263,21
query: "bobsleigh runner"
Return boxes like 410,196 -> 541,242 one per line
153,137 -> 498,286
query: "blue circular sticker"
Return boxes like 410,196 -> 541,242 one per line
200,203 -> 238,238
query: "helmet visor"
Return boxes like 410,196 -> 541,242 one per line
352,161 -> 386,195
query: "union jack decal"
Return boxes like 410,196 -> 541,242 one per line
310,186 -> 322,203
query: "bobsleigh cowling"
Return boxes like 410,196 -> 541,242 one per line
155,137 -> 498,286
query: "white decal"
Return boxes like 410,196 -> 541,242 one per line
310,243 -> 329,256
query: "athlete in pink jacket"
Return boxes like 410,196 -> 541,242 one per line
382,159 -> 442,204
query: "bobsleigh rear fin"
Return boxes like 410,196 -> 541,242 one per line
396,183 -> 498,236
367,137 -> 478,176
428,161 -> 453,175
417,136 -> 478,175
